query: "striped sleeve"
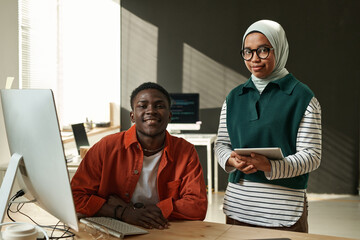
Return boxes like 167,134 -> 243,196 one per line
215,101 -> 235,172
267,97 -> 322,180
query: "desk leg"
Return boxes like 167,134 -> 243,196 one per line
207,142 -> 212,204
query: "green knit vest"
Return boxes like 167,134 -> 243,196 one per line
226,74 -> 313,189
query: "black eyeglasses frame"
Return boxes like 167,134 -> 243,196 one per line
240,47 -> 274,61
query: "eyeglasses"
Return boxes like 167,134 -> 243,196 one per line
240,46 -> 274,61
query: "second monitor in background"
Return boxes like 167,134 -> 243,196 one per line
167,93 -> 201,134
71,123 -> 90,155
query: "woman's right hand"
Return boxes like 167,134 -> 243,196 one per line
227,151 -> 257,174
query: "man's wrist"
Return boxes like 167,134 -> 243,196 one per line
114,205 -> 122,219
114,203 -> 131,220
119,206 -> 128,220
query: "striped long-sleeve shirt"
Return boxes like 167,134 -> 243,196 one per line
215,97 -> 321,227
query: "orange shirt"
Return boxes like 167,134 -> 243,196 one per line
71,125 -> 208,220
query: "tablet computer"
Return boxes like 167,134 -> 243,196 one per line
234,147 -> 284,159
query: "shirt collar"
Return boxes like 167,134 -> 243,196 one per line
124,124 -> 138,149
163,131 -> 174,162
124,124 -> 174,162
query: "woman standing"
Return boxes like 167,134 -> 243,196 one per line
215,20 -> 321,232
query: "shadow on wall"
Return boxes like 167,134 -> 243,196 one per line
307,124 -> 359,194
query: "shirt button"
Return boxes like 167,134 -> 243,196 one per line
134,169 -> 139,175
125,193 -> 129,197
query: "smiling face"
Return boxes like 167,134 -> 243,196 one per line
243,32 -> 276,79
130,88 -> 172,139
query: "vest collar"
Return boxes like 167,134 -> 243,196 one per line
271,73 -> 299,95
238,73 -> 299,96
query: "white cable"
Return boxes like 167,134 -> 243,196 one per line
0,222 -> 49,240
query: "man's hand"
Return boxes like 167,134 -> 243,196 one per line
122,204 -> 169,229
95,195 -> 168,229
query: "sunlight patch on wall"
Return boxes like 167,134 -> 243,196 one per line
121,7 -> 158,110
182,43 -> 247,109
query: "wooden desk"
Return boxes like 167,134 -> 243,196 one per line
3,203 -> 357,240
119,221 -> 357,240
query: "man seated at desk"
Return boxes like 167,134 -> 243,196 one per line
71,82 -> 208,229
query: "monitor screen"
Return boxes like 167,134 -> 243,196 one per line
167,93 -> 201,134
169,93 -> 199,123
0,89 -> 79,231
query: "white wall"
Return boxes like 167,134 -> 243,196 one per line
0,0 -> 19,164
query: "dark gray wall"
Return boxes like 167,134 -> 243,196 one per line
121,0 -> 360,194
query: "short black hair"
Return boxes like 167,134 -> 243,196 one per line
130,82 -> 171,110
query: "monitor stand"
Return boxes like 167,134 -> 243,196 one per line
0,153 -> 23,223
166,121 -> 202,134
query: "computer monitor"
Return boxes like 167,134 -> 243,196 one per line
167,93 -> 201,133
0,89 -> 79,231
71,123 -> 90,155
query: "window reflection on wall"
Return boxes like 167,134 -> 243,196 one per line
121,7 -> 158,111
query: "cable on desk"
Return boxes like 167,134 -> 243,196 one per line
6,190 -> 76,239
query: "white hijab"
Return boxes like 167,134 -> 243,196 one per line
242,20 -> 289,92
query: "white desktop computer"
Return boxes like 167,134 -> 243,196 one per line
0,89 -> 79,232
